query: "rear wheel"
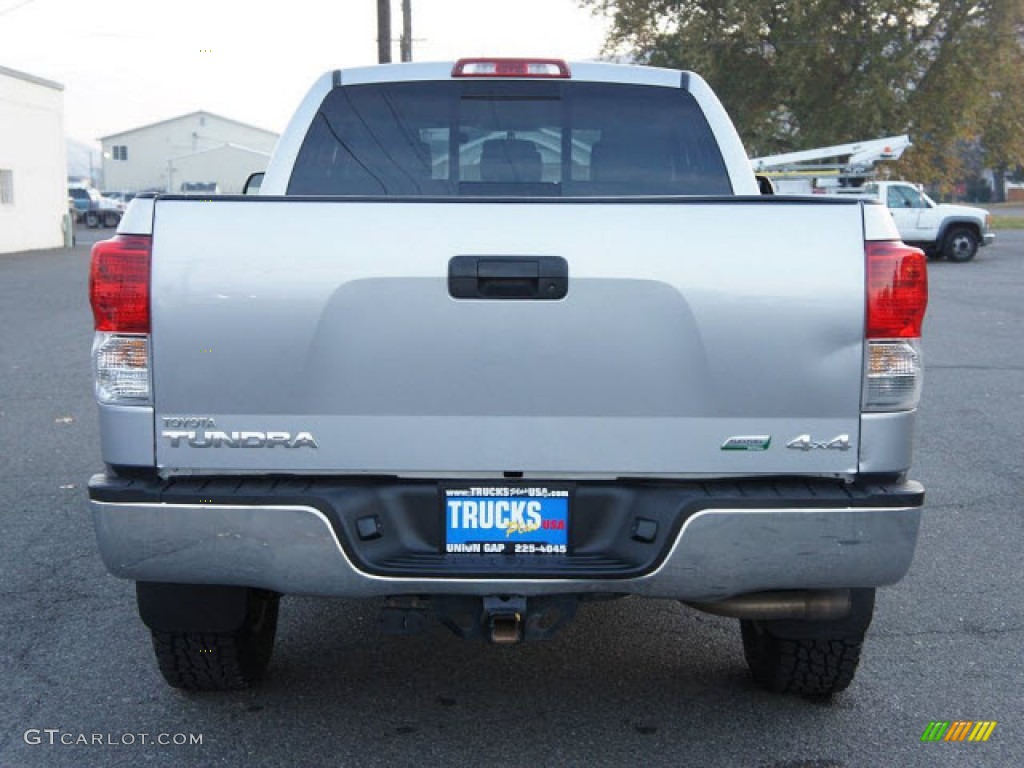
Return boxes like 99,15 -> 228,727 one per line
84,211 -> 100,228
150,588 -> 279,691
741,588 -> 874,697
943,227 -> 979,262
103,211 -> 120,228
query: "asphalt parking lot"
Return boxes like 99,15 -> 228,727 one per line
1,227 -> 1022,767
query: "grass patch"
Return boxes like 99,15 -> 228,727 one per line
989,216 -> 1024,230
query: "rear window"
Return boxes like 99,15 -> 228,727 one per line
288,81 -> 732,197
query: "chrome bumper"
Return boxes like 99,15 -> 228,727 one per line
91,499 -> 922,602
983,232 -> 996,246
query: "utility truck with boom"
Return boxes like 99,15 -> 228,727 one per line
88,58 -> 927,696
832,181 -> 994,262
752,139 -> 994,261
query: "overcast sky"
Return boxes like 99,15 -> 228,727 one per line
0,0 -> 612,145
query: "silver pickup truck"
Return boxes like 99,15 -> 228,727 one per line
88,58 -> 927,696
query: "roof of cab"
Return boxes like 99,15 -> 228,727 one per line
333,60 -> 688,89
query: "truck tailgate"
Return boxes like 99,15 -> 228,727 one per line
151,198 -> 866,476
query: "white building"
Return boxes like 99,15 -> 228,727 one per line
99,111 -> 278,194
169,143 -> 272,195
0,65 -> 66,254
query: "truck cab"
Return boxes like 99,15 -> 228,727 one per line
839,180 -> 994,261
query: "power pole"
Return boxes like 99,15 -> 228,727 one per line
377,0 -> 392,63
400,0 -> 412,62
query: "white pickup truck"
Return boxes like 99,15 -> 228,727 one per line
88,58 -> 927,697
834,180 -> 994,262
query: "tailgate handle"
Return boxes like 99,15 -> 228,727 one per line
448,256 -> 568,300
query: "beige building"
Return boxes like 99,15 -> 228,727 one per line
99,111 -> 278,194
0,65 -> 66,254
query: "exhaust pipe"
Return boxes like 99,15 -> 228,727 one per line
685,589 -> 851,621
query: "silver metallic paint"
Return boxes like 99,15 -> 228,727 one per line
858,411 -> 917,474
90,500 -> 922,601
148,199 -> 868,476
260,72 -> 333,196
115,197 -> 155,236
98,404 -> 155,466
862,202 -> 900,241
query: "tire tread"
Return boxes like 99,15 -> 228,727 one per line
150,591 -> 278,691
742,621 -> 865,697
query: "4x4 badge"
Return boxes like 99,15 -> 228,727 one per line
786,434 -> 851,451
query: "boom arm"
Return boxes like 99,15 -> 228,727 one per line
751,135 -> 911,174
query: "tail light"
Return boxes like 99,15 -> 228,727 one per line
864,241 -> 928,412
89,235 -> 152,403
90,234 -> 151,333
866,241 -> 927,339
452,58 -> 571,78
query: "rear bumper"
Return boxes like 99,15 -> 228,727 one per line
89,475 -> 923,602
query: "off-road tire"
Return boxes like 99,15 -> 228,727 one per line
151,588 -> 279,691
943,226 -> 979,262
741,622 -> 864,696
740,588 -> 874,697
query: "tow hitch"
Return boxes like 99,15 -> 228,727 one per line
379,595 -> 578,643
483,596 -> 525,644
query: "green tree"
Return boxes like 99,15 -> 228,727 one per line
582,0 -> 1024,187
975,6 -> 1024,200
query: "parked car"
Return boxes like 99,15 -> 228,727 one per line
68,185 -> 122,228
102,191 -> 136,208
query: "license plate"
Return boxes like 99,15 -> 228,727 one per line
443,486 -> 569,556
